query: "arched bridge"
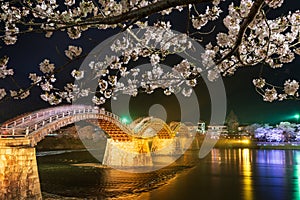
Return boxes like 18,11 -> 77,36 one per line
0,105 -> 177,146
0,105 -> 197,199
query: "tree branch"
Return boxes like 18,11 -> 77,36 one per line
76,0 -> 212,26
1,0 -> 213,38
215,0 -> 265,66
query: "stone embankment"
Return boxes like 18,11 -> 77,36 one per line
0,139 -> 42,200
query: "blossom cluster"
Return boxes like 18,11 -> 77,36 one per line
86,24 -> 201,104
0,0 -> 178,44
0,0 -> 299,105
253,78 -> 299,102
65,46 -> 83,60
254,122 -> 300,142
0,56 -> 14,100
201,0 -> 299,82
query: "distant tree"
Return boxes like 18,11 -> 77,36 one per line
253,122 -> 298,142
265,128 -> 284,142
254,124 -> 272,141
226,110 -> 239,134
277,122 -> 297,141
244,123 -> 262,136
295,125 -> 300,142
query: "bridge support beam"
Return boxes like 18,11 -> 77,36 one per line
0,139 -> 42,200
102,138 -> 153,167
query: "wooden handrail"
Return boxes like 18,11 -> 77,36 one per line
0,105 -> 131,138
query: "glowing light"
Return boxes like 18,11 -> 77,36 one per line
121,116 -> 130,124
241,139 -> 250,144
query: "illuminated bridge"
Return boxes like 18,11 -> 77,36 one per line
0,105 -> 194,199
0,105 -> 177,146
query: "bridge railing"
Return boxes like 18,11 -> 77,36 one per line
0,105 -> 131,138
0,127 -> 28,138
97,109 -> 133,134
0,106 -> 98,137
25,106 -> 99,134
2,105 -> 91,128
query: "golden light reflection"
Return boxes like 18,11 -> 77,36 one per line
242,149 -> 253,200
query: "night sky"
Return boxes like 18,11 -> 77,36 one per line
0,0 -> 299,125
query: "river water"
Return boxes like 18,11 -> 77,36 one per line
37,148 -> 300,200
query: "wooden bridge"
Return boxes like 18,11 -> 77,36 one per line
0,104 -> 193,200
0,105 -> 176,146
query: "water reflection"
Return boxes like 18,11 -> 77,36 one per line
242,149 -> 253,200
293,151 -> 300,200
210,149 -> 253,200
39,149 -> 300,200
256,150 -> 286,165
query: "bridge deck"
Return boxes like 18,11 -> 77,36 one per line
0,105 -> 179,146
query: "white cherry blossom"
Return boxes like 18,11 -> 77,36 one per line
284,80 -> 299,96
39,59 -> 55,74
0,0 -> 298,104
65,45 -> 83,60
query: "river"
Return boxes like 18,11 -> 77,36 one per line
37,148 -> 300,200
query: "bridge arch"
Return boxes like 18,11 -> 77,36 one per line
0,105 -> 134,146
0,105 -> 181,147
130,117 -> 174,139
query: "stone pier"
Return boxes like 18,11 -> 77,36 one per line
0,139 -> 42,200
151,137 -> 182,155
103,138 -> 153,167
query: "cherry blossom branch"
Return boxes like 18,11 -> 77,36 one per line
63,0 -> 212,26
214,0 -> 265,66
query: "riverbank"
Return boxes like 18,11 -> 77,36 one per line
214,138 -> 300,150
36,136 -> 300,152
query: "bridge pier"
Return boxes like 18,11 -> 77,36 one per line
151,137 -> 182,155
103,138 -> 153,167
0,139 -> 41,200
